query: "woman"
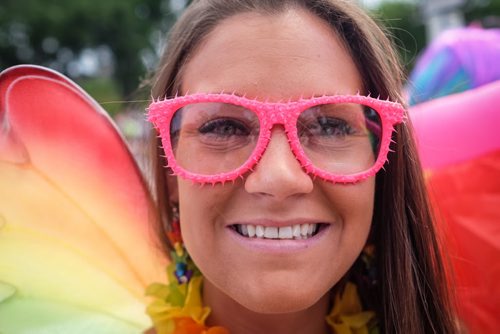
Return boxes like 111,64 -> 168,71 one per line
146,0 -> 458,333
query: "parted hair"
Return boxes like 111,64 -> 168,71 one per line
148,1 -> 458,333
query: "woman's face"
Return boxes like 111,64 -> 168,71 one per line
174,8 -> 375,313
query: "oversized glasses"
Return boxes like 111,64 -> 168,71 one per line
147,93 -> 405,184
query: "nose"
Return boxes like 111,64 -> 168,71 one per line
244,127 -> 313,200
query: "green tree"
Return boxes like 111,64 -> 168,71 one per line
373,1 -> 426,74
464,0 -> 500,26
372,0 -> 500,75
0,0 -> 177,97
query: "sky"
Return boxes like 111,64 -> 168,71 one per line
359,0 -> 417,9
360,0 -> 383,8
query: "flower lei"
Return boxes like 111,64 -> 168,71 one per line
146,220 -> 379,334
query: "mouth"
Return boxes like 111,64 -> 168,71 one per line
230,223 -> 327,240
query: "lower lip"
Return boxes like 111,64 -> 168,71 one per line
226,224 -> 331,253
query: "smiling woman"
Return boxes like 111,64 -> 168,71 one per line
146,1 -> 459,333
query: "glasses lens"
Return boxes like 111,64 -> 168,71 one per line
170,102 -> 260,175
297,103 -> 382,175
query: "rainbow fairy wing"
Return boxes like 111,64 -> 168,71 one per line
0,65 -> 167,333
410,80 -> 500,333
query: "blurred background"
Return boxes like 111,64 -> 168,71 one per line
1,0 -> 499,162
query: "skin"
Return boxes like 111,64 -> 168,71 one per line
170,8 -> 375,334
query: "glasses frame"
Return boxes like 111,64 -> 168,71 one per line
148,93 -> 405,184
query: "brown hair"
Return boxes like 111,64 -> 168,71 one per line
148,0 -> 458,332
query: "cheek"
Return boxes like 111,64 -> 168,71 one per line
320,178 -> 375,266
323,178 -> 375,227
177,180 -> 218,243
176,179 -> 237,269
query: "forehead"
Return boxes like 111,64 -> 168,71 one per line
181,8 -> 363,100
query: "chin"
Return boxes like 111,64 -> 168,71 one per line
232,281 -> 329,314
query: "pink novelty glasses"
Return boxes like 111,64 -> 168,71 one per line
147,93 -> 405,184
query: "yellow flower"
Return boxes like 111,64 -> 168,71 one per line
147,269 -> 376,334
326,282 -> 375,334
146,276 -> 211,334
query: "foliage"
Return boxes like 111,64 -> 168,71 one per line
0,0 -> 177,97
464,0 -> 500,26
79,77 -> 124,115
373,2 -> 427,74
373,0 -> 500,75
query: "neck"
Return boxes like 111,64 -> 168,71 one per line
203,279 -> 331,334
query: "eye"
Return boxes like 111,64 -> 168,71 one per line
301,116 -> 354,137
198,118 -> 251,137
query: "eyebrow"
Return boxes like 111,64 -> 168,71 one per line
192,92 -> 368,102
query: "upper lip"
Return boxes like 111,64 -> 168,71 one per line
226,218 -> 331,228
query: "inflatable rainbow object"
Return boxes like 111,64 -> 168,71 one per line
410,80 -> 500,334
408,27 -> 500,105
409,27 -> 500,332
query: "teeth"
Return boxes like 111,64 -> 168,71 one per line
301,224 -> 308,237
264,227 -> 278,238
256,225 -> 265,238
235,223 -> 319,240
247,224 -> 256,237
307,224 -> 313,236
278,226 -> 293,239
241,224 -> 248,236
